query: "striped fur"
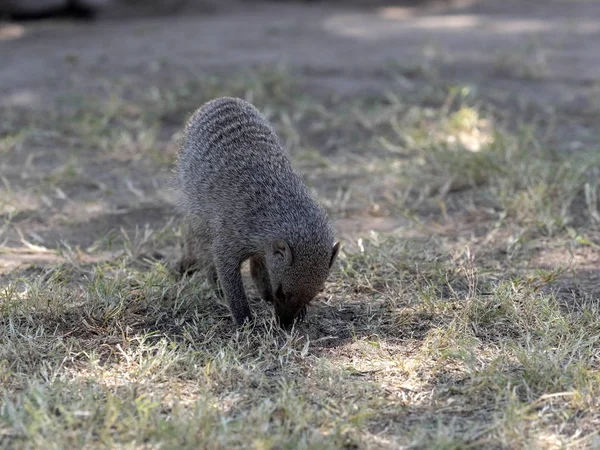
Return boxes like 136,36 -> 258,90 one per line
175,97 -> 339,327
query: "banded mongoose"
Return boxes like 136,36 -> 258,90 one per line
175,97 -> 340,328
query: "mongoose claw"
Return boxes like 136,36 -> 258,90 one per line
298,306 -> 307,323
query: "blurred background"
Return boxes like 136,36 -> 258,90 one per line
1,0 -> 598,253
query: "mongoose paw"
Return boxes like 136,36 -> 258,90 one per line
231,303 -> 254,328
233,312 -> 254,329
175,257 -> 199,277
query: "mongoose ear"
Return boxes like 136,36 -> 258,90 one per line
272,240 -> 293,266
329,241 -> 340,269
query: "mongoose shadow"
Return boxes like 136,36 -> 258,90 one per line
174,97 -> 339,329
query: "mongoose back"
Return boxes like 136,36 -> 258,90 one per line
175,97 -> 339,328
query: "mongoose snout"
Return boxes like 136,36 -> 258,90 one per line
175,96 -> 339,328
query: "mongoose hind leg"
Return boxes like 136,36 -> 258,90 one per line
176,220 -> 201,276
177,223 -> 225,301
176,220 -> 220,288
176,256 -> 200,277
250,255 -> 274,303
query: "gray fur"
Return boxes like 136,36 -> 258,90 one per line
175,97 -> 339,328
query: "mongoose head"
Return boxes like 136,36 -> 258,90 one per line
266,239 -> 340,328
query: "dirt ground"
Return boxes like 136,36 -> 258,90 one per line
2,0 -> 600,250
2,0 -> 600,108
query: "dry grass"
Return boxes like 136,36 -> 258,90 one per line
1,66 -> 599,449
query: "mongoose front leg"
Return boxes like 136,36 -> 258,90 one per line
249,255 -> 274,303
215,257 -> 252,326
